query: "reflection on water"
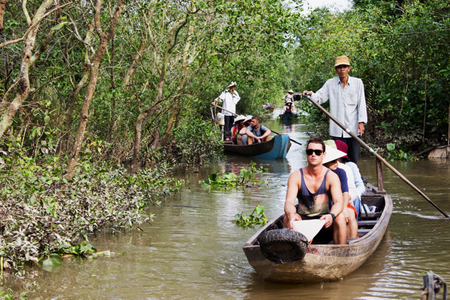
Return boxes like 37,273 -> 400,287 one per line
5,119 -> 450,299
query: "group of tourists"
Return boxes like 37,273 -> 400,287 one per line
212,82 -> 271,145
213,54 -> 368,245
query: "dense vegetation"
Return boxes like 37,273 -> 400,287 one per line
292,0 -> 450,155
0,0 -> 449,278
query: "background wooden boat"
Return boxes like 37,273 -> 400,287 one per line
224,135 -> 291,159
243,184 -> 393,283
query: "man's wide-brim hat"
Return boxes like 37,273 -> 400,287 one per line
234,115 -> 246,123
322,142 -> 347,164
227,81 -> 237,88
288,89 -> 294,93
334,55 -> 350,67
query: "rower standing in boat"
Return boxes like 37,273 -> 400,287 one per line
303,55 -> 367,164
211,82 -> 241,141
246,115 -> 271,145
284,137 -> 347,244
283,89 -> 295,103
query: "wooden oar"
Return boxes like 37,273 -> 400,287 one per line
211,104 -> 302,145
304,94 -> 449,218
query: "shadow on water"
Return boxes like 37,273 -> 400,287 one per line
5,118 -> 450,299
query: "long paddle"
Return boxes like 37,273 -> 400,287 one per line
303,94 -> 449,218
211,104 -> 302,146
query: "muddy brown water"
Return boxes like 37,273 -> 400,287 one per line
4,118 -> 450,299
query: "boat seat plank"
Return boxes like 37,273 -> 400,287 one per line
357,220 -> 377,226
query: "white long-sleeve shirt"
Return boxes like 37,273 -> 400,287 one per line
217,89 -> 240,116
311,76 -> 367,138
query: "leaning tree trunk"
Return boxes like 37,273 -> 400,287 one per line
0,0 -> 54,139
130,14 -> 188,173
131,106 -> 158,174
59,25 -> 94,155
65,0 -> 126,178
0,0 -> 6,36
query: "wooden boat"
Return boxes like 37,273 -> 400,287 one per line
243,184 -> 393,283
224,134 -> 291,159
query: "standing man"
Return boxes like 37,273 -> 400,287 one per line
284,137 -> 347,244
212,82 -> 241,141
283,90 -> 294,103
303,55 -> 367,164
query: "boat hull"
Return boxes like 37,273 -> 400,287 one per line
243,187 -> 392,283
224,135 -> 291,159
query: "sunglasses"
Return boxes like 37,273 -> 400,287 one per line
306,149 -> 323,156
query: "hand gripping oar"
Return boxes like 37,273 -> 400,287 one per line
211,104 -> 302,146
304,94 -> 449,218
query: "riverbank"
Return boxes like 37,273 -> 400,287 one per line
0,154 -> 181,274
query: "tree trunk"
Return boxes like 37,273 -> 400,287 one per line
123,39 -> 148,87
65,0 -> 126,178
59,25 -> 94,155
131,105 -> 159,174
130,11 -> 188,172
0,0 -> 6,36
0,0 -> 54,139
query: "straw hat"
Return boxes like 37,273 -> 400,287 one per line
334,55 -> 350,67
288,89 -> 294,94
244,115 -> 253,123
234,115 -> 245,123
227,81 -> 237,88
322,142 -> 347,164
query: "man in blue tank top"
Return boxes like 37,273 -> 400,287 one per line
284,137 -> 347,244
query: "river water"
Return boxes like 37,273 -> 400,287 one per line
4,118 -> 450,299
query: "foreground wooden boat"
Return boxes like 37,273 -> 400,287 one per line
224,134 -> 291,159
243,184 -> 392,283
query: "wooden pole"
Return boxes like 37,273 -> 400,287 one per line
305,95 -> 449,218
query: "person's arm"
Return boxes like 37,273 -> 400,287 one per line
320,171 -> 344,228
259,125 -> 271,140
348,162 -> 365,197
233,91 -> 241,105
245,127 -> 257,139
303,80 -> 331,105
357,79 -> 367,135
211,91 -> 225,106
284,170 -> 302,229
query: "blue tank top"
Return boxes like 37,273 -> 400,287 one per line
297,168 -> 332,217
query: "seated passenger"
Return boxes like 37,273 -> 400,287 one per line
246,115 -> 271,145
322,144 -> 358,239
231,115 -> 245,145
284,137 -> 347,245
334,140 -> 365,218
239,115 -> 252,145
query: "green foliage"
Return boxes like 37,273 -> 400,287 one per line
200,162 -> 267,188
0,289 -> 27,300
232,206 -> 269,228
385,143 -> 418,161
169,116 -> 223,167
58,241 -> 97,257
290,0 -> 450,154
0,147 -> 180,272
